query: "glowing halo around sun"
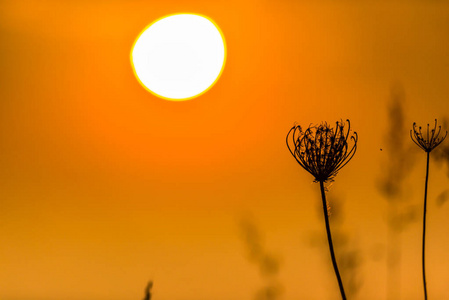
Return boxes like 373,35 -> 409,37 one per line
130,13 -> 226,101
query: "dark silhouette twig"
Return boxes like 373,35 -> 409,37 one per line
422,151 -> 429,300
143,281 -> 153,300
287,119 -> 357,300
319,180 -> 346,299
411,119 -> 447,300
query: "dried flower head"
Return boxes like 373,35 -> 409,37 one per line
410,119 -> 447,153
286,119 -> 358,183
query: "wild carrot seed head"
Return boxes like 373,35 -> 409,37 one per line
286,119 -> 358,183
410,119 -> 447,153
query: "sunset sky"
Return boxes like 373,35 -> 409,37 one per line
1,1 -> 449,299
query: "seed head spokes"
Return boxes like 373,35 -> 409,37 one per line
287,119 -> 358,183
410,119 -> 447,153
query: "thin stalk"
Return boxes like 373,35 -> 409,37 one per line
422,152 -> 430,300
319,181 -> 347,300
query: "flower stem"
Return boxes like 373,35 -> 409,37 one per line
422,151 -> 430,300
319,181 -> 347,300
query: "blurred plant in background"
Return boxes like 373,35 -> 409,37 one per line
142,281 -> 153,300
239,215 -> 283,300
377,85 -> 417,300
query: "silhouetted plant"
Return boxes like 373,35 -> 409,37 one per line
410,119 -> 447,300
143,281 -> 153,300
287,119 -> 358,300
308,195 -> 363,299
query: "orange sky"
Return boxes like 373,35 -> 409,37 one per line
1,1 -> 449,299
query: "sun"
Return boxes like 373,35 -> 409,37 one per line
130,13 -> 226,101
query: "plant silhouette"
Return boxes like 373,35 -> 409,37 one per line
308,194 -> 363,299
410,119 -> 447,300
143,281 -> 153,300
287,119 -> 358,300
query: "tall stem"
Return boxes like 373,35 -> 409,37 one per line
319,181 -> 347,300
422,152 -> 430,300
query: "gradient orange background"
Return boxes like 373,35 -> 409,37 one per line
1,1 -> 449,299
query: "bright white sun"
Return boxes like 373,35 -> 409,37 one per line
130,14 -> 226,101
